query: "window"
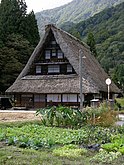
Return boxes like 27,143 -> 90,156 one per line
34,95 -> 45,102
52,49 -> 56,57
48,65 -> 60,73
67,64 -> 73,73
47,94 -> 61,102
57,50 -> 63,59
36,66 -> 41,74
45,50 -> 51,59
63,94 -> 77,102
21,95 -> 33,98
51,40 -> 56,47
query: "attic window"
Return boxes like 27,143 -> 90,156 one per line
36,66 -> 41,74
51,40 -> 56,46
52,49 -> 56,57
57,50 -> 63,59
45,50 -> 51,59
48,65 -> 60,73
67,64 -> 73,73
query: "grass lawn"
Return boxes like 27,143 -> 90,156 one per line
0,121 -> 124,165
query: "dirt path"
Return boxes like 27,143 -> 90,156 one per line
0,110 -> 41,122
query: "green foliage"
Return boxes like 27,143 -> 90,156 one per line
116,98 -> 124,107
87,32 -> 97,57
53,144 -> 87,158
36,104 -> 117,128
0,122 -> 124,164
112,65 -> 124,92
1,122 -> 124,150
36,106 -> 83,128
0,0 -> 40,93
67,2 -> 124,91
91,149 -> 122,163
0,121 -> 124,163
118,147 -> 124,155
101,134 -> 124,154
102,143 -> 120,152
82,103 -> 117,126
25,11 -> 40,46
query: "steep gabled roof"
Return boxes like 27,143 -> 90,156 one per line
6,24 -> 120,94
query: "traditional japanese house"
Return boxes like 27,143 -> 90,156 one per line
6,24 -> 120,108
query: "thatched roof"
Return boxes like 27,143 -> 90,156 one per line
6,24 -> 120,94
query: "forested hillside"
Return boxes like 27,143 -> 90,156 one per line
67,2 -> 124,92
35,0 -> 124,36
0,0 -> 40,93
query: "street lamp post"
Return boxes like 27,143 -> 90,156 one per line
105,78 -> 111,101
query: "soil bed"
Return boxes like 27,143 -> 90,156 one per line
0,110 -> 41,122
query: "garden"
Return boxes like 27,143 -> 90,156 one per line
0,102 -> 124,165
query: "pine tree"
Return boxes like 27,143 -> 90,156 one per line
0,0 -> 40,93
0,0 -> 39,45
22,10 -> 40,46
87,32 -> 97,57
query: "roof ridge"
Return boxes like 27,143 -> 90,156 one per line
48,24 -> 90,49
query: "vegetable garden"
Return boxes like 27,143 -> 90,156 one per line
0,104 -> 124,164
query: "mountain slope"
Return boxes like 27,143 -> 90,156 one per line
35,0 -> 124,35
67,2 -> 124,91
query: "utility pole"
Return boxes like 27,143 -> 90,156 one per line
79,50 -> 83,111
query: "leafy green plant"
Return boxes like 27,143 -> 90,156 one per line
53,144 -> 87,158
119,147 -> 124,155
101,143 -> 119,152
91,149 -> 122,163
101,135 -> 124,153
36,106 -> 83,128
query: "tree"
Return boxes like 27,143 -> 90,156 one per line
0,0 -> 40,93
0,0 -> 39,45
87,32 -> 97,57
22,10 -> 40,46
69,28 -> 82,40
0,46 -> 23,92
112,64 -> 124,93
0,0 -> 27,43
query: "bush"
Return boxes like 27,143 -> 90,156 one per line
82,104 -> 117,127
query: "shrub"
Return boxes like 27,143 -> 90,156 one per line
82,103 -> 117,127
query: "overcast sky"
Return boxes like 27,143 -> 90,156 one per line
25,0 -> 73,13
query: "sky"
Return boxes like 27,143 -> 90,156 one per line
25,0 -> 73,13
